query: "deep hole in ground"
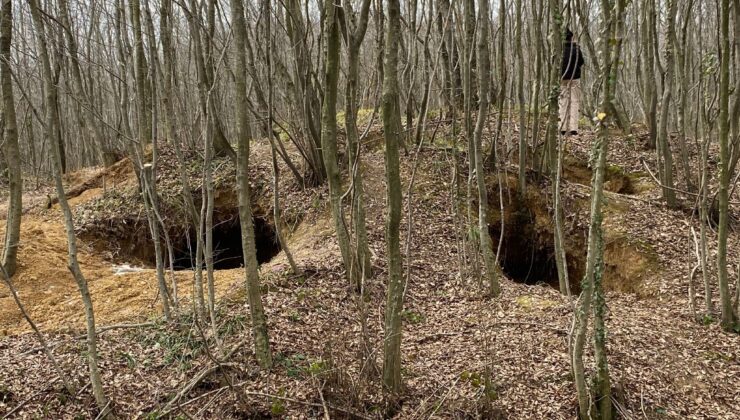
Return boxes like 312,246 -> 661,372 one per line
489,192 -> 584,293
167,215 -> 281,270
104,210 -> 282,271
487,174 -> 657,295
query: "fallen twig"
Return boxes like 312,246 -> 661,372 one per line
1,390 -> 45,419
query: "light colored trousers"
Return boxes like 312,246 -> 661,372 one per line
559,80 -> 581,132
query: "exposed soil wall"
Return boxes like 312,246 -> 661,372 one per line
487,173 -> 658,295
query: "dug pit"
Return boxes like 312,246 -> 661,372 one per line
166,215 -> 281,270
85,207 -> 282,271
487,175 -> 658,296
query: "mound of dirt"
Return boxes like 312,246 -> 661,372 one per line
0,141 -> 327,334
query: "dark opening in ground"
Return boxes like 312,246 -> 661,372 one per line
167,215 -> 281,270
486,173 -> 659,296
490,204 -> 563,290
487,180 -> 587,293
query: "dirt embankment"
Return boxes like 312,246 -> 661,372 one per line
0,142 -> 324,335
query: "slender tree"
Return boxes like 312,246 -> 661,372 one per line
341,0 -> 375,281
515,0 -> 527,194
572,0 -> 625,417
716,0 -> 738,332
548,0 -> 570,296
381,0 -> 405,397
321,0 -> 361,290
474,0 -> 500,297
656,0 -> 678,207
230,0 -> 272,369
0,0 -> 21,277
28,0 -> 109,412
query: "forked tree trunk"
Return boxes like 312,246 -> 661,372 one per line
284,0 -> 325,185
320,0 -> 360,290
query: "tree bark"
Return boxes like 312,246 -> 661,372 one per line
230,0 -> 273,369
717,0 -> 738,332
572,0 -> 622,418
474,0 -> 500,297
321,0 -> 361,290
0,0 -> 21,277
656,0 -> 678,208
342,0 -> 374,280
28,0 -> 109,412
381,0 -> 405,398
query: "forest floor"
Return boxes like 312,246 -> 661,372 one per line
0,124 -> 739,419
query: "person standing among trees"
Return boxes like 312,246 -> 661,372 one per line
560,28 -> 585,135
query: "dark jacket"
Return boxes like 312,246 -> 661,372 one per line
561,41 -> 585,80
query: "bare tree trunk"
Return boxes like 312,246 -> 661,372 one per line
547,0 -> 569,296
142,165 -> 171,320
515,0 -> 527,194
130,0 -> 151,151
490,0 -> 507,168
572,0 -> 623,418
640,0 -> 658,149
284,0 -> 325,185
264,0 -> 300,277
436,0 -> 461,114
130,0 -> 170,321
343,0 -> 374,281
321,0 -> 360,290
531,0 -> 545,173
0,0 -> 21,277
28,0 -> 109,412
473,0 -> 499,297
656,0 -> 678,208
58,0 -> 106,165
463,0 -> 479,280
230,0 -> 272,369
717,0 -> 738,332
202,114 -> 219,336
675,0 -> 696,193
381,0 -> 405,398
696,73 -> 715,319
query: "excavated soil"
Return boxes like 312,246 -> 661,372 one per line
0,142 -> 318,334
